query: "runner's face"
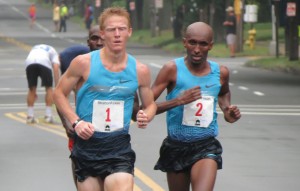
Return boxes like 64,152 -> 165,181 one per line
183,34 -> 213,65
100,15 -> 132,52
88,31 -> 103,51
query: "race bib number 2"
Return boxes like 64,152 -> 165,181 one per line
92,100 -> 124,132
182,96 -> 214,128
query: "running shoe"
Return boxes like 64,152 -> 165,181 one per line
44,116 -> 54,123
26,116 -> 38,124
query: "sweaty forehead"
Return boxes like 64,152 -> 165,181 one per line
186,27 -> 212,41
90,30 -> 99,37
103,15 -> 129,28
186,30 -> 205,40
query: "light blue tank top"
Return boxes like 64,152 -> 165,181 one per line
76,50 -> 138,138
166,57 -> 221,142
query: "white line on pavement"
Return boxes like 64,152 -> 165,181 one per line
238,86 -> 249,90
149,62 -> 162,68
253,91 -> 265,96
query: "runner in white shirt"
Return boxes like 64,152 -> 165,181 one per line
25,44 -> 60,123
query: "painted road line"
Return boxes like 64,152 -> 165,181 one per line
253,91 -> 265,96
0,92 -> 45,96
4,112 -> 67,138
149,62 -> 162,69
4,112 -> 26,124
237,105 -> 300,108
4,112 -> 165,191
135,168 -> 165,191
0,102 -> 75,110
236,112 -> 300,116
17,112 -> 66,131
0,32 -> 31,52
234,108 -> 300,112
238,86 -> 249,91
216,111 -> 300,116
133,185 -> 142,191
215,105 -> 300,116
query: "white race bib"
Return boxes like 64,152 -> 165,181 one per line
182,96 -> 214,128
92,100 -> 124,132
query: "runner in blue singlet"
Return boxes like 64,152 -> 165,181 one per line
151,21 -> 241,191
53,7 -> 157,191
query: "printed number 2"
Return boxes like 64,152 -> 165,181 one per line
195,102 -> 203,116
105,108 -> 111,122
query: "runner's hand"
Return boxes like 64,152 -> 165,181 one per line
224,105 -> 241,123
136,110 -> 148,129
74,120 -> 95,140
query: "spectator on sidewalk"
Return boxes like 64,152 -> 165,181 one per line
59,2 -> 68,32
28,3 -> 36,29
52,2 -> 60,32
223,6 -> 237,58
84,3 -> 94,30
68,5 -> 74,17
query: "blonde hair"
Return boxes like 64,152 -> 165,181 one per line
98,7 -> 131,30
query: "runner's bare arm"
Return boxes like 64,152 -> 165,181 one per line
136,61 -> 157,128
151,61 -> 201,114
53,54 -> 88,125
218,65 -> 241,123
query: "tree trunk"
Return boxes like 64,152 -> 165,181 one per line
136,0 -> 144,29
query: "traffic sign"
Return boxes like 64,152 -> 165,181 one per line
286,2 -> 296,17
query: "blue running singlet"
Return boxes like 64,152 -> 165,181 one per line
166,57 -> 221,142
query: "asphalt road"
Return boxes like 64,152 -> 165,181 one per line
1,0 -> 300,191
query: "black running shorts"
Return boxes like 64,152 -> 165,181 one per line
71,133 -> 136,182
154,137 -> 223,172
26,64 -> 53,88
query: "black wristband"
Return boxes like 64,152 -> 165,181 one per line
72,119 -> 82,129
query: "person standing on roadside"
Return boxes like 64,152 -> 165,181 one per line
25,44 -> 60,124
84,3 -> 94,30
223,6 -> 237,58
28,3 -> 36,28
53,7 -> 157,191
151,22 -> 241,191
52,2 -> 60,32
59,2 -> 68,32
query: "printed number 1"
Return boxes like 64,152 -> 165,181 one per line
195,102 -> 203,116
105,108 -> 111,122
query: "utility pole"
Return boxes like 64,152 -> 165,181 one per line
286,0 -> 299,60
270,0 -> 280,58
269,2 -> 276,56
150,0 -> 157,37
234,0 -> 244,52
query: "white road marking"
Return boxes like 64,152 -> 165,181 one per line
253,91 -> 265,96
149,62 -> 162,68
238,86 -> 249,90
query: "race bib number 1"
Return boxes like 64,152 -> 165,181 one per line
182,96 -> 214,128
92,100 -> 124,132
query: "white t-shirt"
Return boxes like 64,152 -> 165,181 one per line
25,44 -> 60,70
